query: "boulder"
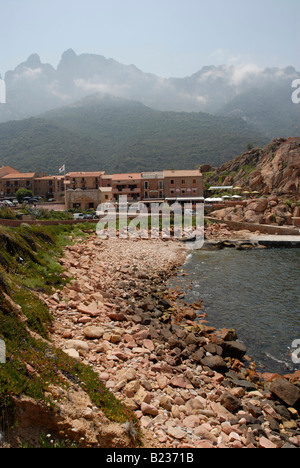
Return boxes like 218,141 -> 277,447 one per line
270,378 -> 300,408
65,340 -> 89,352
246,198 -> 268,213
219,392 -> 242,413
201,355 -> 228,373
222,341 -> 247,360
83,326 -> 105,339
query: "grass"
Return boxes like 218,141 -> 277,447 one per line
0,223 -> 140,447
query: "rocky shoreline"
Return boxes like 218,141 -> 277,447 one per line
41,230 -> 300,449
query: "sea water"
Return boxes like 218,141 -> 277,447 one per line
169,248 -> 300,374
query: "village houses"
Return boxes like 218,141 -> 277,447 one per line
0,165 -> 203,210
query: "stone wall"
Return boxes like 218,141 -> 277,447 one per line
206,217 -> 299,235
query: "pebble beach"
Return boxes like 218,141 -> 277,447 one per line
41,227 -> 300,449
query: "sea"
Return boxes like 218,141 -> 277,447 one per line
169,247 -> 300,375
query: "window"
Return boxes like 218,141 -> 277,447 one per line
170,180 -> 174,185
181,179 -> 186,185
144,181 -> 149,189
158,180 -> 164,189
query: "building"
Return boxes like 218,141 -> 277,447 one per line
65,169 -> 203,210
0,172 -> 36,198
34,176 -> 65,201
141,172 -> 164,202
0,165 -> 203,210
163,169 -> 203,203
65,172 -> 104,191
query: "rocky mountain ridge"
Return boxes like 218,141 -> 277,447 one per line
205,137 -> 300,226
1,49 -> 299,138
206,137 -> 300,196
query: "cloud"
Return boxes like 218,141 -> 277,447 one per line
228,64 -> 262,85
13,67 -> 43,81
74,79 -> 130,97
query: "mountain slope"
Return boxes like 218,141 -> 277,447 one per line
1,49 -> 299,140
0,93 -> 268,174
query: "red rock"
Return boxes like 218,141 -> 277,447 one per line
258,436 -> 278,449
143,339 -> 155,352
140,402 -> 159,416
270,378 -> 300,407
107,312 -> 126,321
77,303 -> 100,317
182,415 -> 201,428
167,427 -> 186,440
261,372 -> 282,382
170,376 -> 190,389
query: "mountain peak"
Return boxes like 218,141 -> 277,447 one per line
25,53 -> 41,69
60,49 -> 77,62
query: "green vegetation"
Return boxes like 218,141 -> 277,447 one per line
15,188 -> 34,203
0,96 -> 268,174
0,223 -> 139,447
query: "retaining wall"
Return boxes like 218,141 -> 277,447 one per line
206,217 -> 300,236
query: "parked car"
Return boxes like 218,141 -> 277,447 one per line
3,200 -> 14,206
73,213 -> 84,220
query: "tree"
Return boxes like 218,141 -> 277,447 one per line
16,188 -> 34,203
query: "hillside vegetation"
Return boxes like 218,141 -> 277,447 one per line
0,94 -> 268,174
0,223 -> 139,448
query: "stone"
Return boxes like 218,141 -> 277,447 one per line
141,402 -> 159,416
258,436 -> 278,449
170,376 -> 190,388
83,326 -> 105,339
182,415 -> 201,428
201,355 -> 228,373
143,339 -> 155,352
107,312 -> 126,321
194,425 -> 218,443
270,378 -> 300,407
219,392 -> 242,413
119,368 -> 137,382
156,375 -> 169,390
221,341 -> 247,360
167,427 -> 186,440
63,348 -> 80,360
77,303 -> 100,317
159,395 -> 172,411
65,340 -> 89,352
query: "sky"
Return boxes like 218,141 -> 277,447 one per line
1,0 -> 300,78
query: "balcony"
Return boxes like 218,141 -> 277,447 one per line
112,187 -> 141,195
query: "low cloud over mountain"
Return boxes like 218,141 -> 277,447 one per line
0,49 -> 299,139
